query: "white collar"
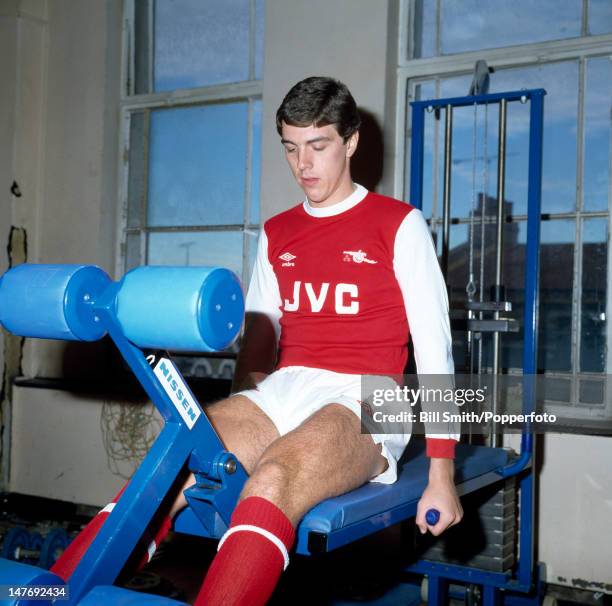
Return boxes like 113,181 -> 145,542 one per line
302,183 -> 368,218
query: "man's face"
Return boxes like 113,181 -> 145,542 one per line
281,122 -> 358,207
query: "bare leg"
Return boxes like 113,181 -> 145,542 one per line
240,403 -> 387,526
194,403 -> 388,605
169,394 -> 279,517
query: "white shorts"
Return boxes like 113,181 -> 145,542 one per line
236,366 -> 411,484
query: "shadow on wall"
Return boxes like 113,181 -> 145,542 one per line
352,108 -> 384,192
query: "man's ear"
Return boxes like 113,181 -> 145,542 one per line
346,130 -> 359,158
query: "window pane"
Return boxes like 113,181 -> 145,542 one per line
589,0 -> 612,35
147,103 -> 248,227
579,378 -> 605,406
449,220 -> 576,373
435,62 -> 578,216
250,100 -> 262,225
127,112 -> 146,229
154,0 -> 250,91
584,57 -> 612,212
439,0 -> 582,56
148,231 -> 244,278
412,0 -> 436,59
492,62 -> 579,215
581,219 -> 608,373
255,0 -> 265,80
134,0 -> 152,94
125,232 -> 143,271
538,220 -> 575,372
435,78 -> 507,219
446,221 -> 528,371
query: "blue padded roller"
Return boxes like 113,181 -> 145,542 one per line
0,264 -> 111,341
115,266 -> 244,352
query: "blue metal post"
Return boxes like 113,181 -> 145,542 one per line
409,102 -> 425,210
427,575 -> 449,606
483,583 -> 502,606
516,89 -> 545,589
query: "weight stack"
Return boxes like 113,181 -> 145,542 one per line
415,478 -> 517,572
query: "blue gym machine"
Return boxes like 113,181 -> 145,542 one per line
0,88 -> 545,605
404,88 -> 546,605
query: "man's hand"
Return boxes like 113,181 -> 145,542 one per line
416,458 -> 463,536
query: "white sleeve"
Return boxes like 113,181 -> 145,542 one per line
244,228 -> 282,342
393,209 -> 460,442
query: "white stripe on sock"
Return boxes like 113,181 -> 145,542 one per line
146,540 -> 157,563
99,502 -> 115,514
217,524 -> 290,570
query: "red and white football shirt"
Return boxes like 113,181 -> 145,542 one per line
245,185 -> 459,455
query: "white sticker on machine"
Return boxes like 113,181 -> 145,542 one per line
153,357 -> 202,430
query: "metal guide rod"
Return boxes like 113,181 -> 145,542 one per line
491,98 -> 508,448
441,104 -> 453,278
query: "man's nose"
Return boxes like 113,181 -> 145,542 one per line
297,148 -> 312,171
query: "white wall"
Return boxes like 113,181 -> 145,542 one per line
9,386 -> 134,506
0,0 -> 123,500
0,4 -> 19,387
538,434 -> 612,591
260,0 -> 391,220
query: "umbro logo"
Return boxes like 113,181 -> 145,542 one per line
279,252 -> 296,267
342,250 -> 377,264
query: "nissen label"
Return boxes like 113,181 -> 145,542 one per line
153,357 -> 202,430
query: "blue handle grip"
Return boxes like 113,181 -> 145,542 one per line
425,508 -> 440,526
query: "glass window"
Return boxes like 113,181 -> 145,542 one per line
148,231 -> 244,276
538,220 -> 576,372
581,219 -> 608,373
147,103 -> 249,227
429,62 -> 579,217
588,0 -> 612,36
122,1 -> 264,377
154,0 -> 250,91
583,56 -> 612,212
127,111 -> 146,229
402,0 -> 612,413
123,0 -> 264,287
414,0 -> 583,59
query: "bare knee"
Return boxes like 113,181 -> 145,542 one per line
206,395 -> 279,474
241,458 -> 292,503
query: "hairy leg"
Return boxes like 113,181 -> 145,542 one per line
241,403 -> 387,525
170,394 -> 279,517
194,403 -> 387,605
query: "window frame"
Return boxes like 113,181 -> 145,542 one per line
116,0 -> 263,288
395,0 -> 612,420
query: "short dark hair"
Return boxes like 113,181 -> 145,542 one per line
276,76 -> 361,142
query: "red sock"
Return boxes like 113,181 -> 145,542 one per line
195,496 -> 295,606
51,484 -> 128,580
135,513 -> 173,571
